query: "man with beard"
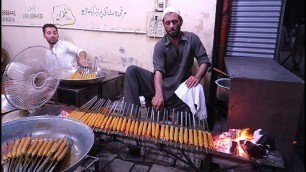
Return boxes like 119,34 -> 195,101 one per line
124,7 -> 211,113
42,23 -> 90,68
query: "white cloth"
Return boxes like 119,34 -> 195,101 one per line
174,82 -> 207,119
51,40 -> 84,68
162,6 -> 181,19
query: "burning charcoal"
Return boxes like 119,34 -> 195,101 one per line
245,141 -> 266,159
257,130 -> 276,150
229,129 -> 239,139
230,141 -> 238,154
240,140 -> 248,152
251,129 -> 276,150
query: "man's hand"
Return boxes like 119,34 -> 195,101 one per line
152,96 -> 164,111
78,51 -> 90,67
185,76 -> 200,88
153,71 -> 164,111
79,58 -> 90,67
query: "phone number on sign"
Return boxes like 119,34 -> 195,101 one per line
23,13 -> 43,19
2,10 -> 16,16
2,16 -> 15,22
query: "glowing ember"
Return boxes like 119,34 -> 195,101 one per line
214,128 -> 254,158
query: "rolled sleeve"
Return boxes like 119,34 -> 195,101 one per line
77,48 -> 85,56
192,34 -> 211,67
153,42 -> 166,76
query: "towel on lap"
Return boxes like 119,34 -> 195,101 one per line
174,82 -> 207,119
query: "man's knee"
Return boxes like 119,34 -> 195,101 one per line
125,66 -> 138,84
126,65 -> 139,75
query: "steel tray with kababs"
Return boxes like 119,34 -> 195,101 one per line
60,66 -> 110,86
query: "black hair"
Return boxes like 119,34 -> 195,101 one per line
42,24 -> 58,34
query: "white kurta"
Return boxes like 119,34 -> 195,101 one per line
51,40 -> 84,68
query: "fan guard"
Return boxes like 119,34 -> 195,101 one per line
2,46 -> 60,110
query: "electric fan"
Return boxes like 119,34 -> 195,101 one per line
2,46 -> 61,110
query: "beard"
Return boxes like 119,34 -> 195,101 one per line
166,26 -> 181,38
48,38 -> 58,45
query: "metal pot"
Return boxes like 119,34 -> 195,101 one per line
215,78 -> 230,102
1,116 -> 94,172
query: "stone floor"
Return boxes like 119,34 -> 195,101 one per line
76,135 -> 203,172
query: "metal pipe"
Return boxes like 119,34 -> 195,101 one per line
216,0 -> 232,71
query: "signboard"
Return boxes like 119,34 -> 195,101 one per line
2,0 -> 151,32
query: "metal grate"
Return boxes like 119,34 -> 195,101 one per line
226,0 -> 285,59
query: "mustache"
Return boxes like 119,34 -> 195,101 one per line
170,27 -> 177,31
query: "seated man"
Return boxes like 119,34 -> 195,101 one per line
42,23 -> 90,68
123,7 -> 211,156
124,7 -> 211,115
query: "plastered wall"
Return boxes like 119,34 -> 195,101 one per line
1,0 -> 217,73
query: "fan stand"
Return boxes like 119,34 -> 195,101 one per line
2,110 -> 29,123
19,109 -> 30,116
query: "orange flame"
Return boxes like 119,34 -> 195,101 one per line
214,128 -> 254,158
235,128 -> 253,157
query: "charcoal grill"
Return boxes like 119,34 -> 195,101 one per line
63,97 -> 285,171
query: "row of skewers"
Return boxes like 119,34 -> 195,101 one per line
1,136 -> 69,172
67,66 -> 97,80
66,99 -> 214,151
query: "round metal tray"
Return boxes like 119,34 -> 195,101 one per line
1,116 -> 94,172
59,67 -> 110,86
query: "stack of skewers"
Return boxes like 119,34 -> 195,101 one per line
68,66 -> 97,80
1,136 -> 69,172
66,99 -> 214,152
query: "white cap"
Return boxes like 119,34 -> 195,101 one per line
162,6 -> 181,19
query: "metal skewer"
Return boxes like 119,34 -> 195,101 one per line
159,109 -> 166,144
188,112 -> 193,150
132,105 -> 140,138
116,102 -> 126,134
180,111 -> 183,149
165,109 -> 169,144
184,112 -> 188,147
155,111 -> 160,143
125,104 -> 134,135
192,113 -> 199,150
141,108 -> 150,141
174,111 -> 179,148
107,102 -> 119,133
150,108 -> 155,141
